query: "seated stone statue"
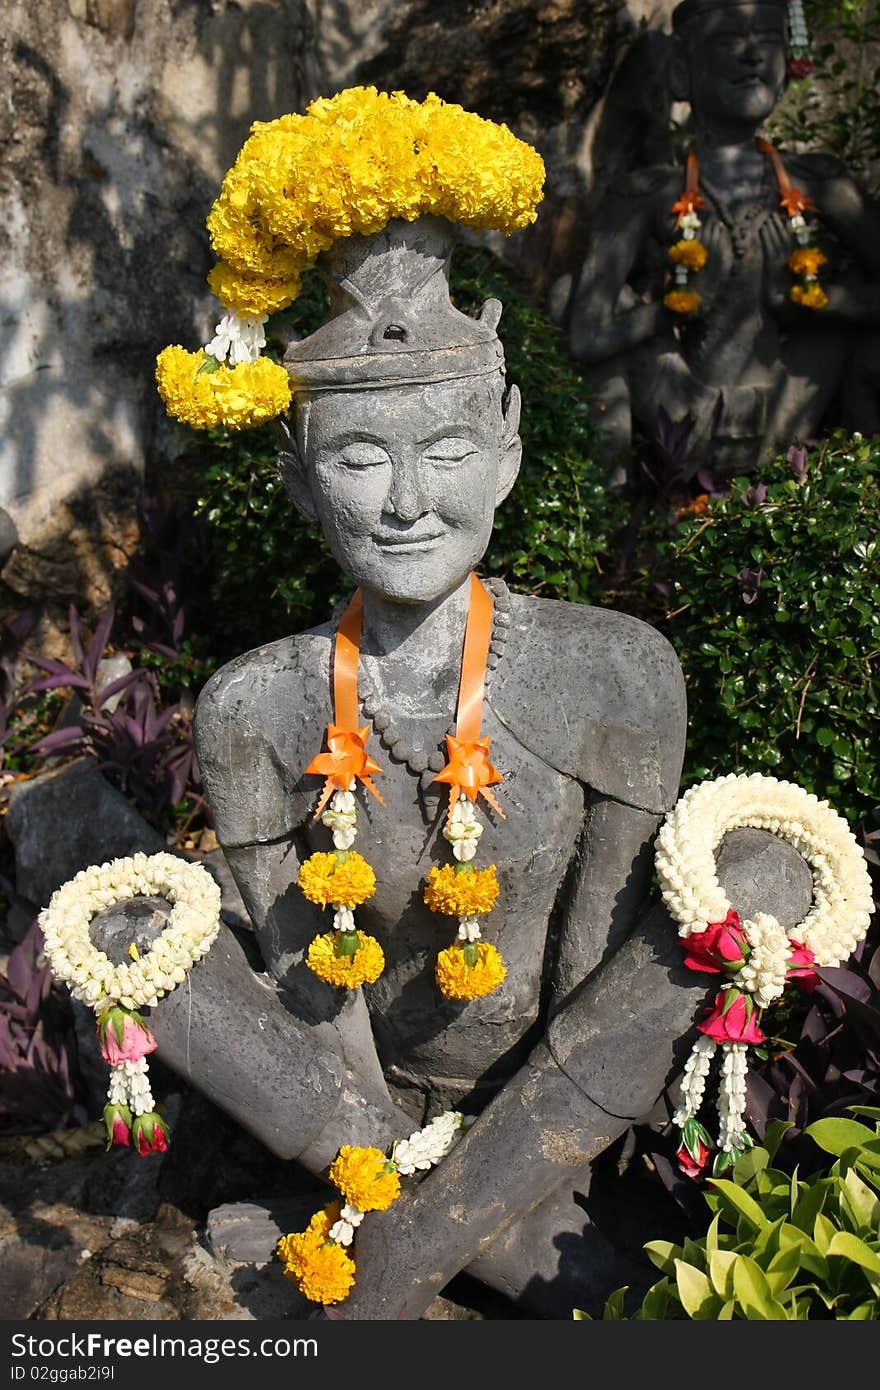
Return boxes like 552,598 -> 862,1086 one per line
569,0 -> 880,480
92,213 -> 811,1318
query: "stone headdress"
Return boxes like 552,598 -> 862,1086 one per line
672,0 -> 787,27
155,88 -> 544,432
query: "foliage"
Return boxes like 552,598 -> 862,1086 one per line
182,246 -> 623,660
647,433 -> 880,830
767,0 -> 880,193
0,918 -> 82,1134
580,1113 -> 880,1320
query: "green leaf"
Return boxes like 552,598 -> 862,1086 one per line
806,1118 -> 879,1157
763,1121 -> 794,1163
839,1168 -> 880,1233
644,1240 -> 680,1275
674,1260 -> 718,1319
572,1308 -> 590,1321
707,1178 -> 769,1232
732,1256 -> 789,1319
639,1281 -> 672,1321
826,1233 -> 880,1283
708,1249 -> 738,1299
813,1213 -> 837,1254
602,1287 -> 628,1320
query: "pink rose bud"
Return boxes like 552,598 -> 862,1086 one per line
697,987 -> 766,1045
99,1008 -> 157,1066
132,1112 -> 170,1157
102,1101 -> 132,1150
682,910 -> 749,975
786,943 -> 819,993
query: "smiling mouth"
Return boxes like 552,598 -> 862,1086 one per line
373,532 -> 446,553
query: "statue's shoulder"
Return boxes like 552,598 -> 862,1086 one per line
491,595 -> 686,813
614,164 -> 680,202
194,625 -> 333,846
785,150 -> 851,184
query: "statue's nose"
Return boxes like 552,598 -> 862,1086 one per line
385,456 -> 429,523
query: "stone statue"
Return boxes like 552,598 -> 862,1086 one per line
92,215 -> 811,1319
568,0 -> 880,481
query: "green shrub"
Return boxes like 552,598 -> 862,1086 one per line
656,433 -> 880,829
182,246 -> 622,661
578,1112 -> 880,1320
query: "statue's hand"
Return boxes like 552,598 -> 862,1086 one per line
329,1190 -> 441,1321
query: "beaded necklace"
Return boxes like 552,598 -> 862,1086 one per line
297,573 -> 508,1001
664,139 -> 827,316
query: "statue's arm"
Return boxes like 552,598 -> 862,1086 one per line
812,170 -> 880,322
568,190 -> 667,365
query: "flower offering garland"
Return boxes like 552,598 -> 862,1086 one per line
155,86 -> 545,432
298,574 -> 507,1001
655,773 -> 873,1175
39,853 -> 221,1155
786,0 -> 815,80
665,140 -> 828,316
277,1111 -> 473,1305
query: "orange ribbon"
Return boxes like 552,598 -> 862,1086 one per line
433,573 -> 504,825
671,149 -> 705,225
755,138 -> 814,217
305,574 -> 504,825
305,589 -> 385,819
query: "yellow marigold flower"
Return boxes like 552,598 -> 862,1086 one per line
155,347 -> 292,431
790,281 -> 829,310
663,290 -> 702,315
788,246 -> 827,278
277,1208 -> 355,1305
328,1146 -> 401,1212
424,864 -> 499,917
667,239 -> 708,272
297,851 -> 377,909
306,931 -> 385,988
435,942 -> 506,1001
208,261 -> 301,318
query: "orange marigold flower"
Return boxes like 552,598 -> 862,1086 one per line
277,1205 -> 356,1305
668,239 -> 708,272
297,850 -> 377,908
328,1146 -> 401,1212
306,930 -> 385,988
664,290 -> 701,315
424,864 -> 500,917
788,246 -> 827,278
435,942 -> 506,1001
790,282 -> 828,310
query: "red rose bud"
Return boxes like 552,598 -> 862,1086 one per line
103,1101 -> 132,1149
786,943 -> 819,993
786,55 -> 814,79
682,910 -> 749,974
697,987 -> 766,1045
99,1008 -> 158,1066
132,1112 -> 170,1157
677,1138 -> 711,1180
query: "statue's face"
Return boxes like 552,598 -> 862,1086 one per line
683,5 -> 787,125
294,375 -> 520,604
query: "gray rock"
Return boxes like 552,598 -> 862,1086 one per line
6,761 -> 163,909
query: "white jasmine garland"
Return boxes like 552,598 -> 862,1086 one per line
718,1044 -> 749,1154
329,1202 -> 365,1247
443,795 -> 484,862
673,1034 -> 716,1127
392,1110 -> 472,1177
457,916 -> 482,943
321,789 -> 358,850
738,912 -> 792,1008
205,310 -> 267,365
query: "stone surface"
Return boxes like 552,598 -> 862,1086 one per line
1,0 -> 315,548
567,0 -> 880,477
6,761 -> 164,909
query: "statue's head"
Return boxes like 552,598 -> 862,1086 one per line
278,218 -> 522,605
670,0 -> 788,126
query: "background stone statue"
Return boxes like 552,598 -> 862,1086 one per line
568,0 -> 880,482
91,215 -> 812,1319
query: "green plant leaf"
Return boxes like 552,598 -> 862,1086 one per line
602,1287 -> 629,1320
839,1168 -> 880,1234
826,1233 -> 880,1288
708,1178 -> 769,1233
644,1240 -> 680,1275
732,1255 -> 789,1319
806,1118 -> 879,1157
673,1260 -> 718,1319
708,1249 -> 738,1299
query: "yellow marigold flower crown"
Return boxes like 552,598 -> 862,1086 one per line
156,86 -> 545,432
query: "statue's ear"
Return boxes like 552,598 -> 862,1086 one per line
275,416 -> 317,523
496,384 -> 522,506
667,36 -> 691,103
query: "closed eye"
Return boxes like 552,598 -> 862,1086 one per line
422,437 -> 479,466
336,443 -> 392,469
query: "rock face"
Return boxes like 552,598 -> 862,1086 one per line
1,0 -> 316,555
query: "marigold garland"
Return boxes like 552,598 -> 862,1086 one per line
277,1115 -> 471,1306
791,282 -> 829,309
435,941 -> 507,1002
305,929 -> 385,989
156,86 -> 545,432
297,850 -> 377,909
656,772 -> 873,1177
663,290 -> 701,315
328,1146 -> 401,1211
155,347 -> 291,431
424,863 -> 500,917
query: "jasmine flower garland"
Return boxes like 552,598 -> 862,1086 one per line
656,773 -> 873,1175
39,853 -> 221,1154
